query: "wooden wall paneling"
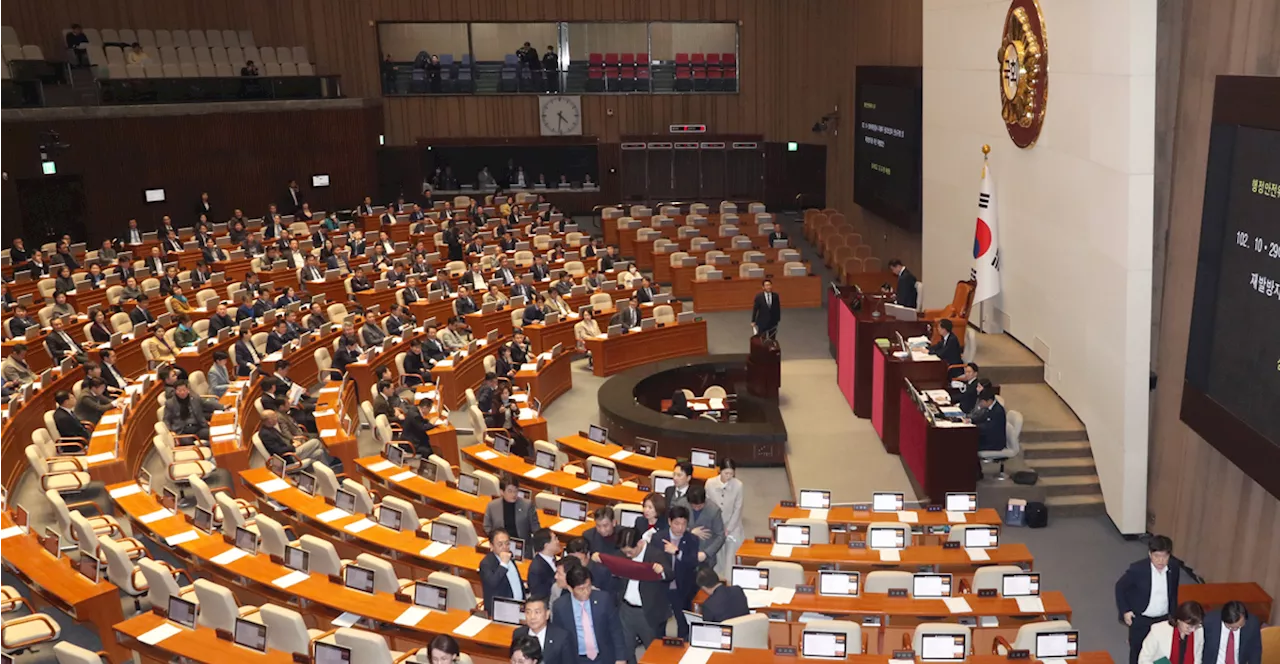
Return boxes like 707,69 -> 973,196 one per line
620,146 -> 647,201
647,145 -> 675,200
701,147 -> 727,201
672,147 -> 700,199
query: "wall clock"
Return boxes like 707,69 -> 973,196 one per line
998,0 -> 1049,148
539,95 -> 583,136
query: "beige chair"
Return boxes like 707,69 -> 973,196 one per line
723,613 -> 769,649
428,571 -> 482,612
193,579 -> 257,631
1002,620 -> 1075,655
433,513 -> 479,547
326,303 -> 349,324
757,560 -> 805,589
138,557 -> 197,610
258,604 -> 325,656
378,495 -> 429,532
110,312 -> 133,334
589,293 -> 612,311
864,570 -> 913,594
26,446 -> 90,494
45,490 -> 130,549
298,535 -> 348,577
912,624 -> 971,657
703,385 -> 727,399
355,553 -> 414,598
669,251 -> 689,267
971,565 -> 1026,594
105,286 -> 126,306
335,627 -> 404,663
514,250 -> 535,267
423,454 -> 457,484
738,262 -> 760,278
694,265 -> 717,281
564,260 -> 586,277
341,478 -> 376,514
585,456 -> 626,486
72,511 -> 145,561
98,535 -> 149,609
866,522 -> 913,549
803,620 -> 863,654
783,517 -> 830,545
189,475 -> 255,526
534,440 -> 567,470
653,304 -> 675,324
52,641 -> 107,664
534,492 -> 563,513
0,600 -> 60,654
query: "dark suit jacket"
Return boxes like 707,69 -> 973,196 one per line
522,304 -> 545,326
514,624 -> 574,664
1114,558 -> 1182,620
55,408 -> 91,440
479,552 -> 525,616
207,313 -> 235,335
652,528 -> 700,601
752,291 -> 781,332
1201,610 -> 1262,664
234,340 -> 259,377
528,554 -> 556,600
627,538 -> 675,631
635,286 -> 655,304
265,331 -> 290,353
401,412 -> 435,457
896,269 -> 919,308
701,585 -> 750,624
956,378 -> 980,413
129,307 -> 155,326
455,296 -> 479,316
930,333 -> 962,367
973,400 -> 1008,452
551,589 -> 626,663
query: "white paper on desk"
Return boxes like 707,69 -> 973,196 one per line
1042,659 -> 1069,664
92,429 -> 115,438
315,409 -> 336,417
609,450 -> 633,461
435,359 -> 454,368
109,483 -> 143,499
518,408 -> 538,420
210,547 -> 251,565
272,570 -> 310,589
331,612 -> 362,628
99,413 -> 123,425
690,402 -> 709,411
209,423 -> 237,437
212,434 -> 238,444
878,548 -> 901,562
368,460 -> 395,473
808,508 -> 829,520
708,398 -> 725,410
256,478 -> 290,494
476,450 -> 499,461
520,363 -> 538,372
125,383 -> 145,396
965,548 -> 990,562
344,518 -> 376,533
319,386 -> 341,394
453,614 -> 492,637
771,587 -> 797,605
165,530 -> 200,546
910,351 -> 941,362
390,470 -> 416,483
263,351 -> 283,363
770,544 -> 794,558
83,451 -> 116,463
421,541 -> 452,558
943,597 -> 973,614
551,518 -> 582,533
418,390 -> 438,402
946,511 -> 968,523
743,588 -> 776,608
0,526 -> 25,540
395,605 -> 433,626
317,508 -> 349,523
512,393 -> 529,403
678,647 -> 717,664
139,508 -> 176,524
319,428 -> 339,438
594,334 -> 609,340
524,467 -> 550,479
896,510 -> 919,524
573,481 -> 602,494
137,622 -> 183,646
1015,596 -> 1045,613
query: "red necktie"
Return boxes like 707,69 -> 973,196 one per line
1225,630 -> 1235,664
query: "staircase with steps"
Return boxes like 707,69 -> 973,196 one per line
972,332 -> 1105,517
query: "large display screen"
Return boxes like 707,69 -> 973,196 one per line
854,67 -> 922,231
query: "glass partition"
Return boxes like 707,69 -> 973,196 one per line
650,22 -> 738,92
470,23 -> 559,93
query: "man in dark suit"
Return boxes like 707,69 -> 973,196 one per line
767,227 -> 789,246
654,505 -> 701,639
583,508 -> 622,559
234,336 -> 261,377
613,297 -> 642,330
635,278 -> 656,304
954,363 -> 982,413
751,279 -> 781,339
696,567 -> 749,624
530,256 -> 551,282
662,460 -> 695,509
54,391 -> 92,441
265,320 -> 292,353
970,391 -> 1006,452
1115,535 -> 1182,664
400,398 -> 437,458
129,300 -> 156,328
207,303 -> 235,336
889,259 -> 918,309
512,278 -> 538,303
612,527 -> 671,662
524,297 -> 547,327
528,528 -> 561,600
929,319 -> 963,373
195,192 -> 213,220
552,565 -> 626,664
515,596 -> 573,664
480,528 -> 526,617
1201,601 -> 1262,664
283,180 -> 303,216
455,286 -> 480,316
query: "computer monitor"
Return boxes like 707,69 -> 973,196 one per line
510,537 -> 525,561
493,597 -> 525,626
1034,631 -> 1079,659
77,554 -> 100,583
297,471 -> 317,496
168,596 -> 198,628
652,475 -> 675,494
618,507 -> 643,529
535,449 -> 556,470
458,473 -> 480,495
314,642 -> 353,664
418,462 -> 438,482
493,434 -> 512,455
871,492 -> 905,512
193,507 -> 215,534
1001,573 -> 1041,597
430,521 -> 458,546
267,455 -> 286,478
234,617 -> 268,652
944,492 -> 978,513
730,566 -> 769,590
377,505 -> 403,531
868,528 -> 906,550
774,524 -> 810,546
690,448 -> 716,468
589,464 -> 616,485
635,438 -> 657,457
344,564 -> 376,593
335,488 -> 357,513
912,573 -> 953,598
689,623 -> 734,652
919,633 -> 967,662
413,582 -> 450,610
818,570 -> 860,597
386,442 -> 408,466
962,526 -> 999,549
235,526 -> 258,555
801,630 -> 849,659
587,425 -> 608,443
798,489 -> 832,509
559,498 -> 588,522
284,546 -> 309,573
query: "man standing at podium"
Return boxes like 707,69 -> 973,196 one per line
889,259 -> 918,309
751,279 -> 781,339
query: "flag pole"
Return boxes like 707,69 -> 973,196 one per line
978,144 -> 990,334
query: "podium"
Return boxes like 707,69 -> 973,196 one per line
747,335 -> 781,399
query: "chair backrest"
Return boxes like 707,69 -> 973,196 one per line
259,604 -> 313,655
187,475 -> 217,514
355,552 -> 404,595
1006,411 -> 1024,454
653,304 -> 675,324
863,570 -> 913,593
590,293 -> 612,310
342,478 -> 375,514
193,579 -> 242,632
44,489 -> 75,541
53,641 -> 108,664
783,517 -> 830,545
970,565 -> 1025,593
758,560 -> 805,589
912,624 -> 972,655
138,557 -> 183,608
723,613 -> 769,649
533,439 -> 566,470
1011,620 -> 1074,652
380,496 -> 419,532
98,535 -> 143,594
534,491 -> 562,513
298,534 -> 343,576
474,469 -> 501,497
336,627 -> 396,664
255,513 -> 289,558
435,513 -> 478,546
311,463 -> 340,500
216,492 -> 251,535
425,454 -> 456,483
428,571 -> 479,612
585,456 -> 620,486
803,620 -> 863,654
703,385 -> 727,399
866,522 -> 912,548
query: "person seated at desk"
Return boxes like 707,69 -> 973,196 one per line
46,316 -> 87,364
768,226 -> 789,246
53,390 -> 93,441
205,302 -> 234,336
513,598 -> 570,664
400,397 -> 438,458
511,277 -> 538,303
276,286 -> 302,309
529,256 -> 551,282
465,235 -> 486,258
494,258 -> 518,287
969,391 -> 1006,452
401,276 -> 424,305
929,319 -> 963,374
697,567 -> 749,624
667,390 -> 696,419
495,344 -> 517,380
438,316 -> 472,352
1201,600 -> 1262,664
372,379 -> 408,423
165,381 -> 210,441
402,337 -> 432,384
265,319 -> 293,353
954,363 -> 983,413
1138,601 -> 1204,664
173,315 -> 199,348
53,265 -> 77,296
75,377 -> 116,427
889,259 -> 918,309
522,294 -> 548,327
1,344 -> 36,386
508,329 -> 532,365
386,262 -> 409,286
499,231 -> 518,252
484,284 -> 510,307
161,230 -> 184,256
258,409 -> 328,468
635,277 -> 657,304
384,303 -> 412,336
360,314 -> 388,347
24,250 -> 50,278
598,246 -> 618,271
611,296 -> 643,330
348,268 -> 373,292
50,290 -> 77,318
551,271 -> 574,297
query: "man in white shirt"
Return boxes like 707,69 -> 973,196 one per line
512,596 -> 571,664
614,528 -> 670,664
663,461 -> 694,508
1115,535 -> 1183,664
1202,601 -> 1262,664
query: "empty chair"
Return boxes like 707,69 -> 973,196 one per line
433,513 -> 478,547
354,553 -> 413,597
723,613 -> 769,649
100,29 -> 120,44
335,627 -> 403,664
653,304 -> 676,324
341,478 -> 375,514
20,45 -> 43,60
193,580 -> 255,631
155,29 -> 173,48
221,30 -> 239,48
171,30 -> 190,48
804,621 -> 863,654
196,62 -> 216,77
144,63 -> 164,78
242,46 -> 260,64
757,560 -> 805,589
53,642 -> 106,664
98,535 -> 148,609
703,385 -> 728,399
428,571 -> 481,612
1,26 -> 19,46
118,29 -> 137,44
214,62 -> 233,77
188,30 -> 207,48
280,62 -> 298,76
276,46 -> 293,63
259,46 -> 277,64
297,62 -> 315,76
863,570 -> 913,594
225,45 -> 243,63
0,602 -> 60,655
237,30 -> 255,48
45,490 -> 130,547
1004,620 -> 1075,654
105,46 -> 125,65
292,46 -> 309,63
179,62 -> 198,77
970,565 -> 1025,593
298,535 -> 345,577
206,29 -> 224,48
783,517 -> 830,544
211,46 -> 229,64
259,604 -> 324,655
138,557 -> 197,610
162,62 -> 181,78
159,45 -> 178,64
913,624 -> 971,656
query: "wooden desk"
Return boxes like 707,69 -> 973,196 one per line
639,642 -> 1112,664
693,274 -> 822,312
636,233 -> 775,270
656,247 -> 782,291
1178,582 -> 1272,623
431,337 -> 507,408
873,347 -> 950,454
460,443 -> 650,507
735,541 -> 1034,577
582,320 -> 709,377
111,487 -> 518,657
514,348 -> 574,407
115,611 -> 295,664
847,316 -> 929,419
554,435 -> 718,482
466,305 -> 519,340
0,512 -> 131,663
766,504 -> 1004,540
899,384 -> 980,502
354,287 -> 401,315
